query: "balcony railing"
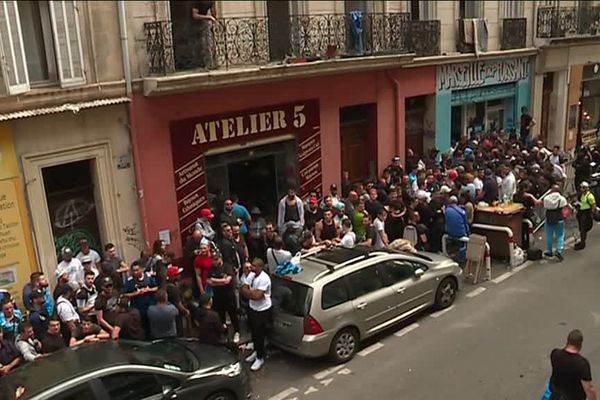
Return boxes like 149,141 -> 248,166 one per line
501,18 -> 527,50
407,20 -> 441,57
536,5 -> 600,38
144,13 -> 412,76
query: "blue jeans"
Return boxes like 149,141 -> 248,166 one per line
545,221 -> 565,255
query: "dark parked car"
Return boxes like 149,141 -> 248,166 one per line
0,339 -> 250,400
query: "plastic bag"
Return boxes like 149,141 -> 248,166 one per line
513,245 -> 525,267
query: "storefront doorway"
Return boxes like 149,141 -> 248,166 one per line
42,159 -> 102,259
340,104 -> 376,182
205,139 -> 298,220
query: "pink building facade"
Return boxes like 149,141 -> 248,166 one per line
130,67 -> 435,254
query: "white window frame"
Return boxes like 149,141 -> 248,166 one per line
49,0 -> 86,87
0,0 -> 29,94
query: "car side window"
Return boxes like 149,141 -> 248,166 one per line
378,261 -> 415,286
50,383 -> 96,400
322,279 -> 350,310
100,372 -> 179,400
347,266 -> 384,298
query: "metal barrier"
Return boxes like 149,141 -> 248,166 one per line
471,223 -> 518,268
442,234 -> 492,281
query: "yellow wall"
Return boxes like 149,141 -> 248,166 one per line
0,124 -> 37,306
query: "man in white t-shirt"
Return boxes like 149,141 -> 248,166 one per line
76,239 -> 101,269
56,247 -> 84,285
337,219 -> 356,248
373,208 -> 389,249
241,258 -> 272,372
265,236 -> 292,274
56,284 -> 81,339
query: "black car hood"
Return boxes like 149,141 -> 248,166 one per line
178,340 -> 238,370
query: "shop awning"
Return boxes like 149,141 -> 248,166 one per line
0,97 -> 130,121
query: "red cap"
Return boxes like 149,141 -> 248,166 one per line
448,170 -> 459,181
167,265 -> 183,279
200,208 -> 214,220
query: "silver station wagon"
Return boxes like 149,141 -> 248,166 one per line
270,247 -> 462,363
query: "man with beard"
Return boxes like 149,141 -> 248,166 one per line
385,201 -> 405,242
304,196 -> 321,232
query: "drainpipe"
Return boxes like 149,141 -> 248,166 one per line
117,0 -> 132,96
386,71 -> 402,159
118,1 -> 150,247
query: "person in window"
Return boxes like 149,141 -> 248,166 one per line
190,0 -> 217,70
69,317 -> 109,347
111,298 -> 146,341
41,317 -> 66,354
0,327 -> 21,376
16,322 -> 43,362
0,299 -> 24,342
194,293 -> 226,346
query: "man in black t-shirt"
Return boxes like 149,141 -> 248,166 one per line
207,254 -> 240,343
550,329 -> 596,400
41,318 -> 65,354
360,214 -> 378,248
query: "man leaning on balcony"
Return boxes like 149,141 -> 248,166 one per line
189,1 -> 217,70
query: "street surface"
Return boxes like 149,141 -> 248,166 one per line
249,230 -> 600,400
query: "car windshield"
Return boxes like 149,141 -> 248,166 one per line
272,276 -> 313,317
126,341 -> 199,372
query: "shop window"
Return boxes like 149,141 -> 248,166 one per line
42,159 -> 102,261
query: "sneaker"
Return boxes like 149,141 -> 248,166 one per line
245,342 -> 254,351
543,252 -> 553,258
556,253 -> 564,262
245,351 -> 257,363
233,332 -> 240,344
250,358 -> 264,371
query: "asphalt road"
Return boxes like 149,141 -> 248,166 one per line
248,229 -> 600,400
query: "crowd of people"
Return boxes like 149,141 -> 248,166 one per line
1,124 -> 598,377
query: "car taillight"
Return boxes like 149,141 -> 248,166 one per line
304,315 -> 324,335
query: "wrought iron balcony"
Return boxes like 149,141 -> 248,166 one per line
407,20 -> 441,57
501,18 -> 527,50
144,13 -> 411,76
536,5 -> 600,38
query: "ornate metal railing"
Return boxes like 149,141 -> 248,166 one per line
144,13 -> 411,75
501,18 -> 527,50
407,20 -> 440,56
536,5 -> 600,38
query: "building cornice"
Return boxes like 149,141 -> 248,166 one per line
404,47 -> 539,68
142,54 -> 415,97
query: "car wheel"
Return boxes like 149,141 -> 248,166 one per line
434,277 -> 457,310
206,390 -> 235,400
329,328 -> 359,363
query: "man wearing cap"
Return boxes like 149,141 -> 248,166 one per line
575,181 -> 596,251
76,239 -> 101,270
94,277 -> 119,333
23,272 -> 54,315
195,208 -> 216,241
387,156 -> 404,185
165,265 -> 190,336
80,255 -> 99,279
28,289 -> 50,340
55,247 -> 84,286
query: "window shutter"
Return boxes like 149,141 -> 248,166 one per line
49,0 -> 85,87
0,1 -> 29,94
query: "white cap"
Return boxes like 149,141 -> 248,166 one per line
440,185 -> 452,194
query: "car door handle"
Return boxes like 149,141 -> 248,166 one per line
356,302 -> 367,309
396,287 -> 406,294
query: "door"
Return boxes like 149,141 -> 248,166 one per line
540,72 -> 554,143
405,96 -> 426,158
378,260 -> 435,316
228,154 -> 278,218
451,106 -> 463,143
42,159 -> 102,261
100,372 -> 181,400
340,105 -> 374,182
267,0 -> 290,61
346,265 -> 395,334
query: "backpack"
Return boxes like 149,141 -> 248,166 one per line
527,247 -> 543,261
